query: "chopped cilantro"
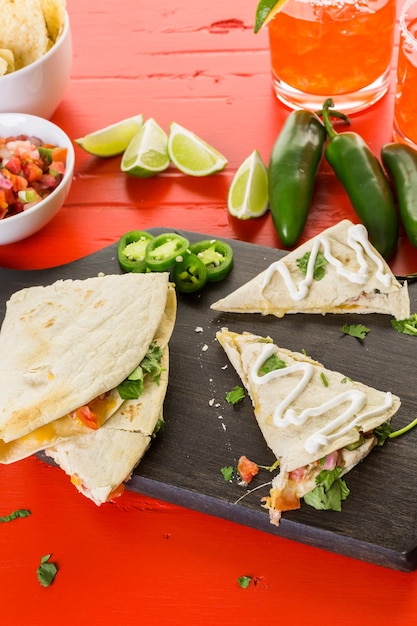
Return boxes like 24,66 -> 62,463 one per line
391,313 -> 417,336
303,467 -> 350,512
341,376 -> 352,384
37,554 -> 58,587
340,323 -> 370,340
320,372 -> 328,387
237,575 -> 252,589
221,466 -> 234,481
118,342 -> 165,400
259,353 -> 286,374
374,421 -> 393,446
296,251 -> 328,280
0,508 -> 31,523
225,386 -> 245,405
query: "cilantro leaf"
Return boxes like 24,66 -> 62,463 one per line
0,508 -> 31,523
391,313 -> 417,336
303,467 -> 350,512
118,342 -> 165,400
340,324 -> 370,340
225,386 -> 245,405
258,353 -> 286,374
296,251 -> 328,281
320,372 -> 328,387
374,421 -> 393,446
37,554 -> 58,587
221,466 -> 234,481
237,575 -> 252,589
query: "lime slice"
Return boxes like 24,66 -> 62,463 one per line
167,122 -> 227,176
121,118 -> 170,178
254,0 -> 290,33
75,115 -> 144,157
227,150 -> 269,219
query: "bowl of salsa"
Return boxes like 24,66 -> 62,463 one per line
0,112 -> 74,245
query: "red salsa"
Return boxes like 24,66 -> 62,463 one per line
0,134 -> 67,219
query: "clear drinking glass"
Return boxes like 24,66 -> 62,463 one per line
393,0 -> 417,148
267,0 -> 397,114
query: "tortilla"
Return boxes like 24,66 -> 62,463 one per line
211,220 -> 410,320
44,287 -> 177,505
0,0 -> 49,70
0,272 -> 172,444
216,328 -> 401,524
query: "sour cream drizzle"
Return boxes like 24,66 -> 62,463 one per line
250,343 -> 393,455
261,224 -> 392,301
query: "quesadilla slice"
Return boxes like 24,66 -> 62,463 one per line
0,272 -> 174,454
44,286 -> 176,505
211,220 -> 409,320
216,328 -> 401,525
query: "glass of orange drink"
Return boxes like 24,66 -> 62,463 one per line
393,0 -> 417,147
267,0 -> 396,114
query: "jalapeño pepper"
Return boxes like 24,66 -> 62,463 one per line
381,143 -> 417,249
268,109 -> 327,247
117,230 -> 154,273
145,232 -> 190,271
172,252 -> 208,293
189,239 -> 233,282
322,98 -> 398,260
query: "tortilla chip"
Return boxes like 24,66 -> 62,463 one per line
0,48 -> 15,73
0,0 -> 49,70
39,0 -> 66,42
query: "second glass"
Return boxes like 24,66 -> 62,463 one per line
268,0 -> 397,114
393,0 -> 417,148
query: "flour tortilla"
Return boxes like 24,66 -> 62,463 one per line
0,272 -> 172,444
217,328 -> 401,523
45,287 -> 176,505
211,220 -> 410,320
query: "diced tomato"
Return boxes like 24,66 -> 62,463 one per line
4,156 -> 22,175
51,146 -> 68,162
22,161 -> 44,183
2,168 -> 28,191
69,405 -> 99,430
288,466 -> 307,481
49,160 -> 65,176
237,455 -> 259,484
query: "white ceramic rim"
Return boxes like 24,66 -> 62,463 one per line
0,113 -> 74,225
0,12 -> 70,83
400,0 -> 417,49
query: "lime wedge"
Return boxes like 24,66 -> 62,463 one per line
227,150 -> 269,219
120,118 -> 170,178
75,115 -> 144,157
254,0 -> 290,33
167,122 -> 227,176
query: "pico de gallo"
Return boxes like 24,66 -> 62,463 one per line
0,134 -> 67,220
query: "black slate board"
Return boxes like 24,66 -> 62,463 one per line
2,229 -> 417,572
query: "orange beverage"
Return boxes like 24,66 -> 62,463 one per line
393,0 -> 417,148
268,0 -> 396,113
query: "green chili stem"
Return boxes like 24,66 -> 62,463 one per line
321,98 -> 339,140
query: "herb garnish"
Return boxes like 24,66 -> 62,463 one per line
341,323 -> 370,340
303,467 -> 350,511
259,353 -> 286,374
118,342 -> 164,400
225,386 -> 245,405
0,508 -> 31,523
37,554 -> 58,587
391,313 -> 417,336
320,372 -> 328,387
237,575 -> 252,589
296,251 -> 328,280
221,466 -> 234,481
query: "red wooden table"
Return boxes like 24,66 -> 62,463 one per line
1,1 -> 417,624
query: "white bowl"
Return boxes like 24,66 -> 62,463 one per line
0,12 -> 72,119
0,113 -> 75,245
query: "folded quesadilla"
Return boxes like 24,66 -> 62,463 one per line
44,286 -> 176,505
0,272 -> 175,461
216,328 -> 401,525
211,220 -> 410,320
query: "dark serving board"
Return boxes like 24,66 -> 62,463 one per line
1,229 -> 417,572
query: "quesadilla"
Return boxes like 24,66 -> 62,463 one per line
216,328 -> 401,525
0,272 -> 175,461
211,220 -> 410,320
44,285 -> 176,505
